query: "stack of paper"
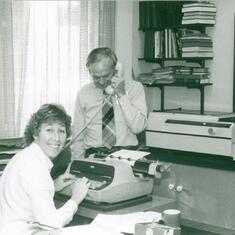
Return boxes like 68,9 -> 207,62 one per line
91,211 -> 162,234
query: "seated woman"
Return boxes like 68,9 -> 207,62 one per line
0,103 -> 90,234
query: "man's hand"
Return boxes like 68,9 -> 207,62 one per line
111,77 -> 126,98
54,173 -> 76,192
71,177 -> 90,205
111,62 -> 125,98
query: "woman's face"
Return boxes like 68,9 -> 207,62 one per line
34,121 -> 67,159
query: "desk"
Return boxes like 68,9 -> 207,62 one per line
54,194 -> 235,235
55,194 -> 177,219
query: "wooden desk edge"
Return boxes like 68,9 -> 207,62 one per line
55,195 -> 177,219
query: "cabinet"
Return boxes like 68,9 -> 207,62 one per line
138,1 -> 216,114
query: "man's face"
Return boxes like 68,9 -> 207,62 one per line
89,58 -> 115,90
34,122 -> 67,160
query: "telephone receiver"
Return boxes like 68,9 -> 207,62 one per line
104,61 -> 124,95
105,85 -> 115,95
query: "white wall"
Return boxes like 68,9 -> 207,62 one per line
115,0 -> 133,81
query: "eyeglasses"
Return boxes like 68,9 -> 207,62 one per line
91,70 -> 115,82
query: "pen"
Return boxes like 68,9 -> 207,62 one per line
27,221 -> 61,230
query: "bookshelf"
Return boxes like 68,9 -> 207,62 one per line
138,1 -> 216,114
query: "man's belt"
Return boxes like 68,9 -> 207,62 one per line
85,146 -> 138,158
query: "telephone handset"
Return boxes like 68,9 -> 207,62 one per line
104,61 -> 123,95
105,85 -> 115,95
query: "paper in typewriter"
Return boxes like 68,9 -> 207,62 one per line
106,149 -> 150,166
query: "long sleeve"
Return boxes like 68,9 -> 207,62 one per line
22,164 -> 78,228
117,81 -> 147,134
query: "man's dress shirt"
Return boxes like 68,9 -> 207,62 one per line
0,143 -> 78,234
71,80 -> 148,159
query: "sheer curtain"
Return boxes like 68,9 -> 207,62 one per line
0,0 -> 115,137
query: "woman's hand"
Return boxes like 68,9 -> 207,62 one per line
71,177 -> 90,205
54,173 -> 76,192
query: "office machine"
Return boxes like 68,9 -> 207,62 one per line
60,157 -> 158,203
146,112 -> 235,159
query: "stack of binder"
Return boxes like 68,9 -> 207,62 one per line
152,67 -> 175,84
181,1 -> 217,25
180,33 -> 213,58
174,66 -> 211,84
137,73 -> 155,85
0,137 -> 24,175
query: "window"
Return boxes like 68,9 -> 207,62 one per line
0,1 -> 115,137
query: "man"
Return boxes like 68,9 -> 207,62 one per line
71,47 -> 147,159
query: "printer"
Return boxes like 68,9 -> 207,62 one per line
146,111 -> 235,159
60,156 -> 159,203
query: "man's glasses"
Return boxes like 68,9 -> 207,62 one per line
91,69 -> 116,82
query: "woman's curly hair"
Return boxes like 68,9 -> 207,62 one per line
24,103 -> 71,146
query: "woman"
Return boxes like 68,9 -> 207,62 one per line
0,104 -> 90,234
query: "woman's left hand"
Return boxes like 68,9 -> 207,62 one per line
54,173 -> 76,192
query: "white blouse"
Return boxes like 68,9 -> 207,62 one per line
0,142 -> 78,234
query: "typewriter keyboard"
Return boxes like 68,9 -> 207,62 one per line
88,179 -> 107,190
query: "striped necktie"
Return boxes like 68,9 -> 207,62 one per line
102,94 -> 116,149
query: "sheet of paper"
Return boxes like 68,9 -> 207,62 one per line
61,224 -> 122,235
106,149 -> 150,166
34,224 -> 123,235
91,211 -> 162,234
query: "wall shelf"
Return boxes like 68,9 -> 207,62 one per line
138,57 -> 212,67
145,83 -> 213,114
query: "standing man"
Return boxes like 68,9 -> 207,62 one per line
71,47 -> 147,159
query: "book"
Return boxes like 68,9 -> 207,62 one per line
182,47 -> 213,52
182,7 -> 217,13
168,28 -> 172,58
182,15 -> 216,20
154,31 -> 162,58
182,2 -> 216,13
182,19 -> 216,24
171,31 -> 179,58
175,78 -> 211,84
183,2 -> 216,8
174,73 -> 209,80
181,41 -> 213,47
164,28 -> 168,58
183,11 -> 216,17
192,67 -> 209,73
181,35 -> 212,40
144,31 -> 155,59
182,51 -> 213,57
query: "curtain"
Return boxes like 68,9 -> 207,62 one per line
99,1 -> 116,50
0,0 -> 115,137
0,2 -> 16,137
